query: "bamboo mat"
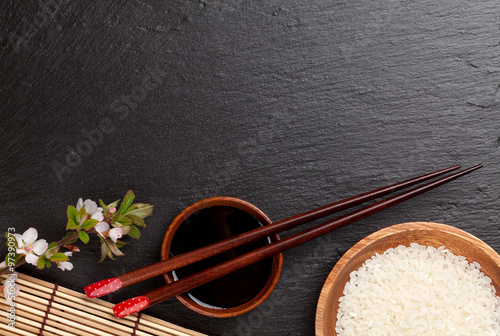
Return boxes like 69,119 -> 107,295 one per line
0,273 -> 207,336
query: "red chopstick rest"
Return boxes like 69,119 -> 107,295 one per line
84,278 -> 123,298
113,296 -> 149,318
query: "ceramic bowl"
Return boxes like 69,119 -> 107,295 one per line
161,196 -> 283,318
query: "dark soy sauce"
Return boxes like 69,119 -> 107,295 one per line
169,206 -> 274,308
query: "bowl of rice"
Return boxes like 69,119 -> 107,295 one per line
315,222 -> 500,336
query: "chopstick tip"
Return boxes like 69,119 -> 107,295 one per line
113,296 -> 149,318
466,163 -> 483,171
84,278 -> 122,298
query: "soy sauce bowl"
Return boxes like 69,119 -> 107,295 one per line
161,197 -> 283,318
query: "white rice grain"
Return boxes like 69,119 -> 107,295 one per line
336,243 -> 500,336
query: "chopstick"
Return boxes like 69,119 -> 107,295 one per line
109,164 -> 482,317
85,165 -> 460,299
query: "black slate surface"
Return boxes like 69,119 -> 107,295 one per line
1,1 -> 499,335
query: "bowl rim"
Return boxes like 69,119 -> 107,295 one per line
315,221 -> 500,336
160,196 -> 283,318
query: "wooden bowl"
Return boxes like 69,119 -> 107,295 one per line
315,222 -> 500,336
161,196 -> 283,318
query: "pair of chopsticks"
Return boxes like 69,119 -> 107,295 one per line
84,164 -> 482,318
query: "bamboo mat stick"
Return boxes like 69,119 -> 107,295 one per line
0,321 -> 38,336
11,314 -> 73,336
13,276 -> 148,329
2,273 -> 207,336
0,302 -> 63,336
13,278 -> 136,334
7,289 -> 187,336
2,299 -> 124,336
0,302 -> 77,336
3,287 -> 124,335
0,301 -> 48,335
0,304 -> 43,336
6,277 -> 162,334
3,289 -> 178,336
138,318 -> 202,336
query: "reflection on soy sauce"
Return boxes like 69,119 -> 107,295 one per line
169,206 -> 274,308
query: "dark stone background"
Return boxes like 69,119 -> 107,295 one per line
0,1 -> 499,335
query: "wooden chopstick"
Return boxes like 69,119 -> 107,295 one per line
111,164 -> 482,317
85,165 -> 460,299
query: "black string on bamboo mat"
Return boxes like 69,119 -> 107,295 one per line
131,311 -> 143,336
39,283 -> 58,336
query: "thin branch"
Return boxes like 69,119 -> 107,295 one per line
0,231 -> 82,275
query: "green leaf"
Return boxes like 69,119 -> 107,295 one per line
99,242 -> 109,263
107,199 -> 120,209
125,205 -> 154,219
124,214 -> 146,227
128,225 -> 141,239
44,259 -> 52,268
78,231 -> 90,244
81,219 -> 98,230
99,199 -> 109,214
61,231 -> 78,244
77,205 -> 87,223
37,255 -> 46,270
106,240 -> 125,257
115,240 -> 127,249
49,253 -> 69,262
118,190 -> 135,215
114,217 -> 133,226
67,205 -> 78,223
5,253 -> 19,267
66,218 -> 79,230
99,239 -> 116,261
44,242 -> 59,258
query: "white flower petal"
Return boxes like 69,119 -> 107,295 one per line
109,228 -> 123,243
14,234 -> 24,248
84,199 -> 98,215
22,228 -> 38,245
91,211 -> 104,221
95,222 -> 110,235
63,251 -> 73,257
32,239 -> 48,255
14,234 -> 25,254
25,253 -> 39,266
76,198 -> 84,211
0,261 -> 5,269
58,261 -> 73,271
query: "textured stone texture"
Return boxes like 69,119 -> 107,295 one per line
1,1 -> 499,335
